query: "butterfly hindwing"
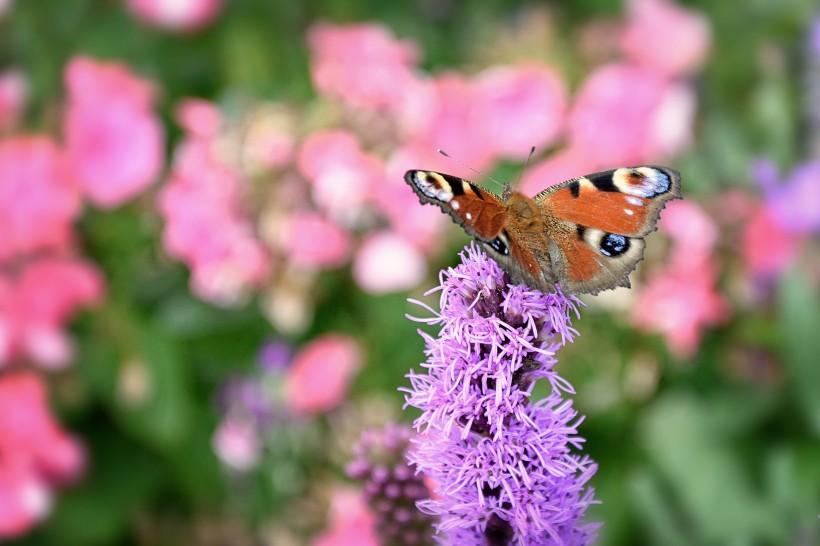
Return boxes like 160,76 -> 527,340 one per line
404,170 -> 507,241
546,223 -> 647,293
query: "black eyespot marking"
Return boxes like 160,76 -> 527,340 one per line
576,225 -> 586,239
569,180 -> 581,198
600,233 -> 629,257
487,235 -> 509,256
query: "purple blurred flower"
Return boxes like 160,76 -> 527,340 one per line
257,339 -> 293,373
810,17 -> 820,56
403,244 -> 599,545
347,423 -> 436,545
754,159 -> 820,234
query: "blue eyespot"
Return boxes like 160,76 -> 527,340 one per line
488,236 -> 509,256
600,233 -> 628,257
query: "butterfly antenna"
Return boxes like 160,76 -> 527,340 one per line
516,146 -> 537,188
437,149 -> 504,190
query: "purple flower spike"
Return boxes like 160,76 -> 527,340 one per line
403,244 -> 599,545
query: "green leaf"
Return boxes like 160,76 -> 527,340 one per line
117,323 -> 196,451
42,432 -> 164,546
79,311 -> 196,453
778,268 -> 820,434
639,393 -> 784,544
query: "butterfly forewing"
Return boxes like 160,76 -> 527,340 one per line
404,170 -> 507,241
536,166 -> 681,237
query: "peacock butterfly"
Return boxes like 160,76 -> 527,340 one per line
404,166 -> 681,294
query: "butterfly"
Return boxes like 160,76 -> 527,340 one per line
404,166 -> 681,294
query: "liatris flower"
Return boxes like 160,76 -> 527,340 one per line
347,423 -> 436,546
403,243 -> 599,546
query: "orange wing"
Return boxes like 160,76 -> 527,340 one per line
405,170 -> 506,241
536,166 -> 680,294
536,166 -> 681,237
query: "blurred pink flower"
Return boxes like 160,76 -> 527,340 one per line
742,205 -> 803,279
64,56 -> 163,208
661,200 -> 719,260
0,257 -> 104,368
633,257 -> 729,358
568,63 -> 694,167
313,487 -> 378,546
242,106 -> 295,171
279,211 -> 351,269
0,69 -> 26,133
379,147 -> 449,253
622,0 -> 711,76
0,0 -> 12,18
307,22 -> 421,110
284,334 -> 362,415
352,231 -> 427,294
211,416 -> 262,471
0,373 -> 84,538
297,130 -> 384,223
473,63 -> 567,160
519,147 -> 597,197
400,73 -> 496,172
0,137 -> 80,260
633,202 -> 728,358
160,100 -> 270,305
176,98 -> 221,138
127,0 -> 222,32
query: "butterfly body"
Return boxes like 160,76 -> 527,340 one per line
404,166 -> 681,295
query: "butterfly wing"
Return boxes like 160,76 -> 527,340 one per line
536,166 -> 681,294
404,170 -> 507,240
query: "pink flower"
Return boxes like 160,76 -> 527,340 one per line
568,63 -> 695,167
176,98 -> 221,138
622,0 -> 711,76
0,137 -> 80,260
400,73 -> 496,172
0,69 -> 26,134
127,0 -> 222,32
211,416 -> 262,471
160,100 -> 270,305
472,63 -> 567,160
633,201 -> 729,357
519,147 -> 598,197
242,105 -> 295,171
633,257 -> 729,358
633,202 -> 728,358
307,22 -> 421,110
284,334 -> 362,415
279,211 -> 351,269
352,231 -> 427,294
380,147 -> 449,254
297,130 -> 385,223
64,57 -> 164,208
742,205 -> 803,279
312,487 -> 378,546
0,373 -> 84,538
0,257 -> 104,368
661,200 -> 719,259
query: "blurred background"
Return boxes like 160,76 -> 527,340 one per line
0,0 -> 819,544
